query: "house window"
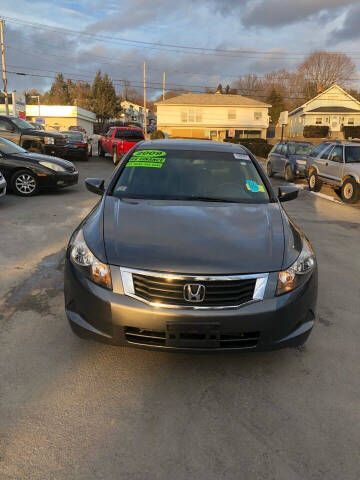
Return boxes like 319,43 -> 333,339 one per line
188,109 -> 195,123
196,110 -> 202,122
348,118 -> 355,125
182,109 -> 202,123
181,111 -> 187,123
254,112 -> 262,120
228,109 -> 236,120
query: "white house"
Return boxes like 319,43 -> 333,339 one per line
120,101 -> 150,127
155,93 -> 271,140
288,84 -> 360,138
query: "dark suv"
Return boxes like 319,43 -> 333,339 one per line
267,141 -> 314,181
0,116 -> 67,158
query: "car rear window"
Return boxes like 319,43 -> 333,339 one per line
345,146 -> 360,163
112,149 -> 270,204
115,130 -> 144,140
61,132 -> 83,141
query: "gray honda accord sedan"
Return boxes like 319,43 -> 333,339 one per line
64,140 -> 317,352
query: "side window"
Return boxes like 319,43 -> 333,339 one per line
329,146 -> 343,163
0,119 -> 13,131
280,144 -> 287,156
106,128 -> 114,137
309,142 -> 327,158
274,144 -> 282,154
320,144 -> 334,159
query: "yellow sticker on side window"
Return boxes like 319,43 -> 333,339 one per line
246,180 -> 265,192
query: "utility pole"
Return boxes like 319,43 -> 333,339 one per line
143,61 -> 147,138
0,19 -> 9,116
162,72 -> 166,101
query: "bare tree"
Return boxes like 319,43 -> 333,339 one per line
297,50 -> 356,93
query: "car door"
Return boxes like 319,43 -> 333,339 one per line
315,144 -> 334,177
278,143 -> 288,173
267,143 -> 279,171
0,118 -> 20,144
325,145 -> 344,183
270,144 -> 282,172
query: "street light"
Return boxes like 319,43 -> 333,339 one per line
31,95 -> 40,117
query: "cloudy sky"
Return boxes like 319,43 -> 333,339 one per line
2,0 -> 360,99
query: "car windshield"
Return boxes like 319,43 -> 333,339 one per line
288,143 -> 313,155
115,130 -> 144,140
61,132 -> 83,141
11,118 -> 35,129
345,146 -> 360,163
112,149 -> 270,204
0,137 -> 27,155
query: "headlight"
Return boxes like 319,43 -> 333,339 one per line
39,161 -> 66,172
69,229 -> 112,290
44,137 -> 55,145
277,238 -> 315,295
296,159 -> 306,165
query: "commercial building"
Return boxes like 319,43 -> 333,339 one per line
26,105 -> 97,135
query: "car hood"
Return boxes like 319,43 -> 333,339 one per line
100,196 -> 293,274
21,129 -> 65,139
14,152 -> 75,169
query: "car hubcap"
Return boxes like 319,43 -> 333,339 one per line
344,183 -> 353,199
15,174 -> 36,194
113,152 -> 117,164
310,175 -> 315,188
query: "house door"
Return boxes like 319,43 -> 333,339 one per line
331,116 -> 339,132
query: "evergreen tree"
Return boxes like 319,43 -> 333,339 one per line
216,83 -> 223,94
266,88 -> 285,124
225,84 -> 231,94
45,74 -> 71,105
90,70 -> 121,127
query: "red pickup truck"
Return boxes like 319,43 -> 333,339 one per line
98,127 -> 145,164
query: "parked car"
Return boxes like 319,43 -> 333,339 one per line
64,139 -> 317,352
306,141 -> 360,203
0,170 -> 6,198
267,141 -> 314,181
98,126 -> 144,165
0,137 -> 78,196
0,116 -> 67,157
61,131 -> 92,161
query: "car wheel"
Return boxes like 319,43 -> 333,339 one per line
266,162 -> 274,178
11,170 -> 39,196
341,177 -> 359,204
113,149 -> 119,165
285,164 -> 295,182
308,171 -> 322,192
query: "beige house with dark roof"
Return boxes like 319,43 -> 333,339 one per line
155,93 -> 271,140
288,84 -> 360,138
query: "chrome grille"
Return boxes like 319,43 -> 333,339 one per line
121,268 -> 268,309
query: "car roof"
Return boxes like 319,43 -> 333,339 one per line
137,139 -> 249,153
112,126 -> 143,131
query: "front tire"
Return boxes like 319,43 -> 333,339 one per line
341,178 -> 359,204
266,161 -> 274,178
285,164 -> 295,182
11,170 -> 39,196
113,149 -> 119,165
308,170 -> 322,192
98,142 -> 105,157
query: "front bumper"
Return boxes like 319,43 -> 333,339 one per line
38,171 -> 78,189
64,259 -> 318,352
44,145 -> 67,158
0,177 -> 6,197
295,163 -> 307,177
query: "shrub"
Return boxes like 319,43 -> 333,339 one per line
150,130 -> 165,139
224,138 -> 273,157
303,125 -> 329,138
343,126 -> 360,139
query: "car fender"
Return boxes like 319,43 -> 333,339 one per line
341,174 -> 360,186
308,164 -> 320,175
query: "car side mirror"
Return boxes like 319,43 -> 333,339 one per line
278,186 -> 298,202
85,178 -> 105,195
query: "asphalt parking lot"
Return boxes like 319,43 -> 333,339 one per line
1,156 -> 359,480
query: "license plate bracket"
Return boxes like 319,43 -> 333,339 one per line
166,322 -> 220,348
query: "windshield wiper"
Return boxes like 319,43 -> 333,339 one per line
167,196 -> 242,203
